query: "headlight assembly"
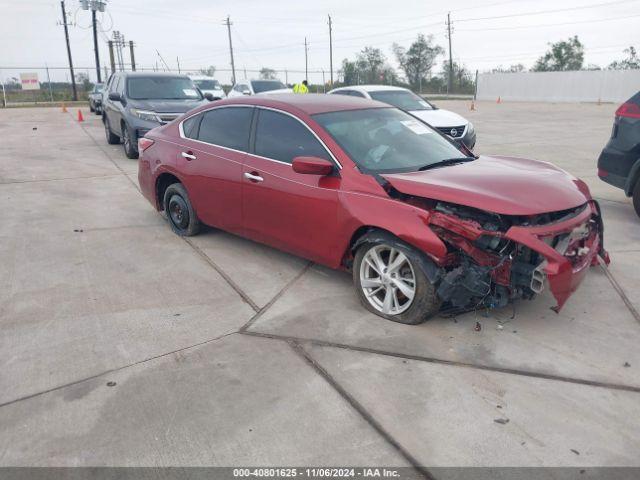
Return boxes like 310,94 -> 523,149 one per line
130,108 -> 159,122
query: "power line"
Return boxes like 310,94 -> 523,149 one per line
456,11 -> 640,31
454,0 -> 638,23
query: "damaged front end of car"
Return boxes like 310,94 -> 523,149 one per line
393,193 -> 610,314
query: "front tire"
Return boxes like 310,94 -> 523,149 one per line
163,183 -> 200,236
122,123 -> 139,159
353,238 -> 441,324
633,177 -> 640,218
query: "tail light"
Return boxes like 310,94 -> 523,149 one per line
598,168 -> 608,178
138,137 -> 155,152
615,102 -> 640,119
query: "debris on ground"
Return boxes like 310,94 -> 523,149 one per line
497,324 -> 504,330
494,418 -> 509,425
106,381 -> 116,387
571,449 -> 580,455
73,229 -> 83,233
475,321 -> 482,332
624,362 -> 631,367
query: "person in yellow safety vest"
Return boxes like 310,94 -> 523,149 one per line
293,80 -> 309,94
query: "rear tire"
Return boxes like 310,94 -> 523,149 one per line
89,102 -> 95,113
163,183 -> 200,237
104,117 -> 120,145
633,177 -> 640,218
353,236 -> 441,324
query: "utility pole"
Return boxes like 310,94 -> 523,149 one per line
81,1 -> 106,82
225,16 -> 236,84
59,1 -> 77,101
129,41 -> 136,71
177,57 -> 181,74
45,64 -> 54,102
328,15 -> 333,87
108,40 -> 115,73
446,12 -> 453,95
304,37 -> 308,82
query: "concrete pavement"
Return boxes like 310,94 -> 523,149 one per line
0,102 -> 638,469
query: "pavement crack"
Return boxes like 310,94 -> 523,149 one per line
0,331 -> 239,410
183,237 -> 260,312
600,263 -> 640,326
241,331 -> 640,394
239,261 -> 314,332
289,340 -> 434,479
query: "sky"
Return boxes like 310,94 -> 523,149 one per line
0,0 -> 639,84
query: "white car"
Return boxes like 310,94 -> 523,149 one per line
227,79 -> 292,98
327,85 -> 475,148
189,76 -> 226,100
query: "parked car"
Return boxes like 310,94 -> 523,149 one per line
328,85 -> 476,149
88,83 -> 104,114
138,94 -> 607,324
189,75 -> 226,100
102,72 -> 210,159
227,79 -> 292,98
597,91 -> 640,217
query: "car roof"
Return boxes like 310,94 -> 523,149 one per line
117,72 -> 191,79
213,93 -> 390,115
330,84 -> 409,93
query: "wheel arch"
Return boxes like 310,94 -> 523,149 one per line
343,226 -> 442,284
156,172 -> 182,211
624,157 -> 640,197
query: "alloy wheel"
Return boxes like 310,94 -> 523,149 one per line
359,244 -> 416,315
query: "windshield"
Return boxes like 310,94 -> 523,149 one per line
313,108 -> 466,173
369,90 -> 434,111
126,77 -> 202,100
251,80 -> 286,93
193,79 -> 220,90
94,84 -> 103,93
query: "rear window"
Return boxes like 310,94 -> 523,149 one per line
197,107 -> 253,151
251,80 -> 286,93
369,90 -> 434,111
127,77 -> 202,100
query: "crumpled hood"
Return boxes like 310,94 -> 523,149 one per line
127,98 -> 207,113
409,108 -> 469,128
382,155 -> 590,216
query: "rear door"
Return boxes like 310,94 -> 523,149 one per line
176,106 -> 253,233
241,107 -> 342,265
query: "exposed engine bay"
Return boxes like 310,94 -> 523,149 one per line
387,189 -> 610,314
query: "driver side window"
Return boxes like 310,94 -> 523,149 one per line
254,109 -> 331,164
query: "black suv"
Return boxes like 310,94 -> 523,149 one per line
102,72 -> 210,158
598,91 -> 640,217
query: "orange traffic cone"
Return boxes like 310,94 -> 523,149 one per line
77,109 -> 84,122
470,100 -> 476,111
496,96 -> 501,104
61,103 -> 67,113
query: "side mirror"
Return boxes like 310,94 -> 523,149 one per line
108,92 -> 121,102
242,90 -> 251,95
204,92 -> 215,101
292,156 -> 334,176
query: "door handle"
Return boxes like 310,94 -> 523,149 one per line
181,151 -> 196,161
244,172 -> 264,182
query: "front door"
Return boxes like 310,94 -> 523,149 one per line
242,108 -> 341,265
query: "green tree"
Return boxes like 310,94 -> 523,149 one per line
533,36 -> 584,71
392,34 -> 443,88
492,63 -> 526,73
440,60 -> 474,93
198,65 -> 216,77
356,46 -> 388,84
609,46 -> 640,70
259,67 -> 277,80
339,59 -> 358,84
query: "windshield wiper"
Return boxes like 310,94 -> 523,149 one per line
418,157 -> 476,171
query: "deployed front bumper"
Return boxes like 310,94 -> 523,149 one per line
503,201 -> 608,310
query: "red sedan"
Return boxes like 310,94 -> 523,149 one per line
138,94 -> 609,324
